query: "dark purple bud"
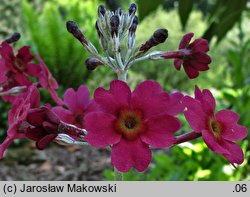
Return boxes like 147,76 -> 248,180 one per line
95,21 -> 102,38
117,7 -> 122,16
129,16 -> 138,35
153,28 -> 168,44
110,15 -> 120,37
66,20 -> 88,45
128,3 -> 137,16
5,32 -> 21,44
139,28 -> 168,52
85,57 -> 103,70
98,5 -> 106,17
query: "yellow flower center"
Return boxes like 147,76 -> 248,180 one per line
115,108 -> 145,140
209,118 -> 222,140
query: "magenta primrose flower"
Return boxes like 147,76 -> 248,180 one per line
53,85 -> 92,128
0,85 -> 40,159
84,80 -> 184,172
162,33 -> 211,79
183,86 -> 248,167
0,42 -> 41,102
0,42 -> 40,77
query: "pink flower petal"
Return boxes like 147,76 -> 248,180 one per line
111,138 -> 152,172
109,80 -> 131,106
195,63 -> 209,71
16,46 -> 34,63
77,85 -> 91,110
27,108 -> 47,126
0,60 -> 7,83
52,106 -> 74,123
215,110 -> 240,126
201,89 -> 216,114
94,80 -> 131,115
193,52 -> 211,64
179,32 -> 194,49
222,124 -> 248,142
174,59 -> 183,70
131,80 -> 169,119
14,72 -> 32,86
216,110 -> 248,141
189,39 -> 209,52
183,96 -> 207,132
165,92 -> 184,116
141,114 -> 180,148
85,112 -> 121,147
194,85 -> 202,100
183,63 -> 199,79
36,134 -> 57,150
64,88 -> 77,112
222,141 -> 244,166
94,87 -> 121,115
26,127 -> 45,141
0,136 -> 14,159
202,130 -> 229,155
0,42 -> 14,61
26,63 -> 41,77
28,85 -> 40,108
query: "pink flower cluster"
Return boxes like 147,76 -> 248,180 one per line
0,41 -> 61,104
0,33 -> 248,174
0,41 -> 90,158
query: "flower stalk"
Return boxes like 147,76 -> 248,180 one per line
114,167 -> 123,181
174,131 -> 201,145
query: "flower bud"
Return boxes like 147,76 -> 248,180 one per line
110,15 -> 120,37
4,32 -> 21,44
85,57 -> 103,70
66,20 -> 88,45
98,5 -> 106,17
95,21 -> 102,38
129,16 -> 138,36
116,7 -> 122,16
128,3 -> 137,16
139,28 -> 168,52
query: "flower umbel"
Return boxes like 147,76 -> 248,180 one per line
84,80 -> 183,172
183,86 -> 248,167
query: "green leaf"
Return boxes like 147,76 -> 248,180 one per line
178,0 -> 194,30
136,0 -> 163,21
203,0 -> 247,43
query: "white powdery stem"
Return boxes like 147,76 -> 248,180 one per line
116,70 -> 128,82
55,134 -> 88,146
0,86 -> 27,96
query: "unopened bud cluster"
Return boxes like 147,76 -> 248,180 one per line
66,3 -> 168,80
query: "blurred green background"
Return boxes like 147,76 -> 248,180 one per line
0,0 -> 249,180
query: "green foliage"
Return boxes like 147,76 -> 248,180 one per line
220,21 -> 250,132
20,0 -> 105,90
203,0 -> 247,43
136,0 -> 163,21
178,0 -> 194,30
